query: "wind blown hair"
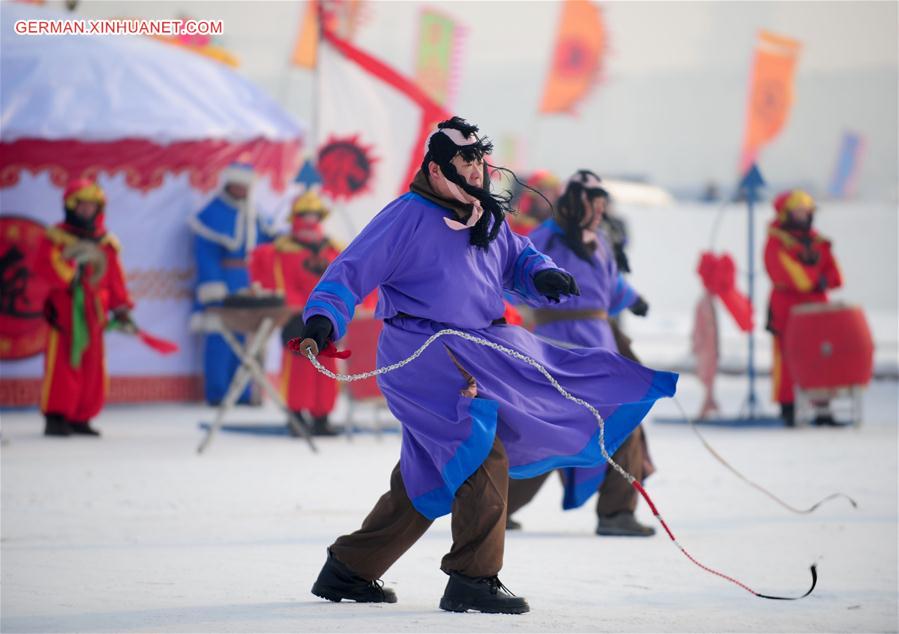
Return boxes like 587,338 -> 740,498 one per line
422,116 -> 514,249
555,169 -> 608,262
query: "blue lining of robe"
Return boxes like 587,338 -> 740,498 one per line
410,397 -> 499,520
508,369 -> 676,508
561,370 -> 676,509
544,218 -> 564,235
609,275 -> 637,316
511,245 -> 549,300
314,280 -> 357,322
305,299 -> 348,339
510,427 -> 603,480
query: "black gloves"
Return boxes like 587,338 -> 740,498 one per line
629,296 -> 649,317
534,269 -> 580,303
298,315 -> 333,355
281,313 -> 305,347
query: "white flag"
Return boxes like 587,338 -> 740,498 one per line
317,29 -> 447,244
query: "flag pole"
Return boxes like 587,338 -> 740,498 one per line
739,163 -> 765,419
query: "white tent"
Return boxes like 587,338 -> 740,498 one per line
0,3 -> 304,406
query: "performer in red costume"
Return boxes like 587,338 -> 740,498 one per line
764,189 -> 843,425
250,190 -> 342,436
35,179 -> 135,437
508,170 -> 561,236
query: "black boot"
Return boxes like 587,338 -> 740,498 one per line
780,403 -> 795,427
44,414 -> 71,437
69,420 -> 101,436
439,572 -> 529,614
596,512 -> 656,537
505,516 -> 522,531
311,415 -> 342,437
311,549 -> 397,603
287,411 -> 309,437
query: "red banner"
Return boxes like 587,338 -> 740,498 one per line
0,137 -> 302,193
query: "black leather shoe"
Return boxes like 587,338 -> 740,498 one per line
69,421 -> 101,436
781,403 -> 795,427
44,414 -> 71,437
311,416 -> 343,437
596,512 -> 656,537
311,549 -> 397,603
439,572 -> 529,614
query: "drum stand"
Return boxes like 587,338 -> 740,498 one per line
794,385 -> 864,428
197,306 -> 317,454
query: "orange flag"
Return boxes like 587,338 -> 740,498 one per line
739,31 -> 801,172
539,0 -> 606,114
291,0 -> 320,68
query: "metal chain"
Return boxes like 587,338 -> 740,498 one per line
305,328 -> 633,484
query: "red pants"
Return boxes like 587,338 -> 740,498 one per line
40,326 -> 106,421
279,348 -> 337,416
771,334 -> 794,405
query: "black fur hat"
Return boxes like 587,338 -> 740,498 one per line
422,117 -> 512,249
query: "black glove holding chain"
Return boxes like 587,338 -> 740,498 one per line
281,312 -> 305,347
297,315 -> 333,356
629,296 -> 649,317
534,269 -> 580,303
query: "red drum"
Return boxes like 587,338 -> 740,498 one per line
784,302 -> 874,390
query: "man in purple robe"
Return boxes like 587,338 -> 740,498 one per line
509,170 -> 656,537
296,120 -> 677,614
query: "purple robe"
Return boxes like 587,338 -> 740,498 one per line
529,218 -> 644,509
528,219 -> 637,349
304,193 -> 676,519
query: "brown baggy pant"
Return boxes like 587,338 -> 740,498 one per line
329,436 -> 509,581
507,426 -> 652,518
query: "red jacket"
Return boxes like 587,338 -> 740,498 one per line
764,222 -> 842,335
34,223 -> 133,334
250,236 -> 341,307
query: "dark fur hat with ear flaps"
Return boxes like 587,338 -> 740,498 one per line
421,116 -> 514,250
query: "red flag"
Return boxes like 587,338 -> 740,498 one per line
136,330 -> 179,355
697,252 -> 753,332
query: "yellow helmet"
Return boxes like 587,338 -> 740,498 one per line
774,189 -> 816,220
291,190 -> 329,219
64,179 -> 105,211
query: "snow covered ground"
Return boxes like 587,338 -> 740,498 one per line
2,373 -> 896,633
